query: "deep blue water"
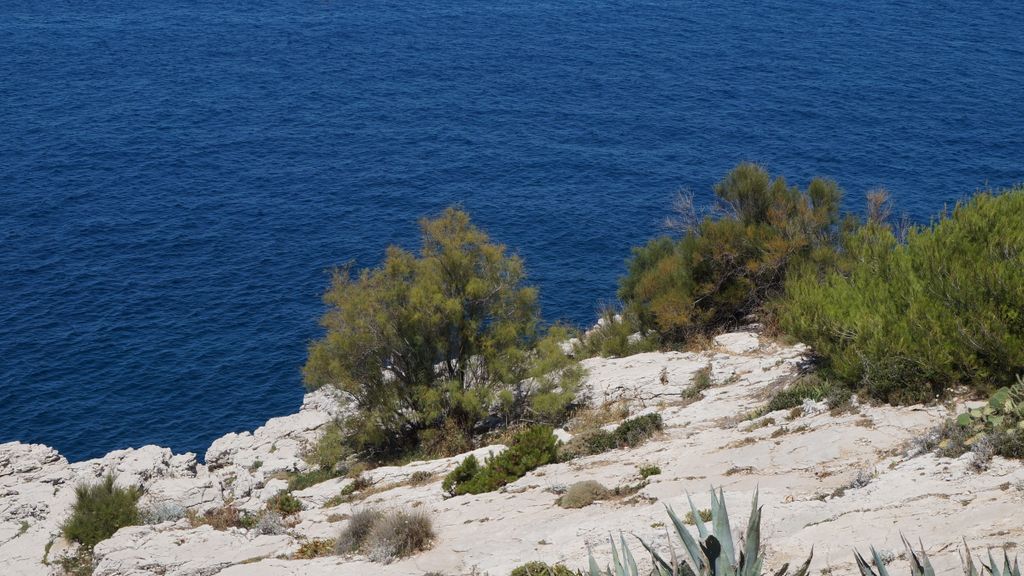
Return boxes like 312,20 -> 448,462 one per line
2,1 -> 1022,462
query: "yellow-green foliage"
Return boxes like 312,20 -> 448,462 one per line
443,425 -> 559,496
267,491 -> 302,516
780,188 -> 1024,403
61,474 -> 141,550
619,163 -> 842,343
304,421 -> 347,472
574,310 -> 659,359
303,208 -> 580,457
293,538 -> 336,559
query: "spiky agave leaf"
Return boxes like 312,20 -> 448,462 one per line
961,540 -> 980,576
899,535 -> 935,576
666,502 -> 705,573
741,488 -> 763,576
710,488 -> 737,576
688,492 -> 710,539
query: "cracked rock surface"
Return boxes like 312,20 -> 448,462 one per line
2,332 -> 1021,576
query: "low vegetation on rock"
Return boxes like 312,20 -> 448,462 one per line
443,425 -> 560,496
61,474 -> 141,550
335,507 -> 434,564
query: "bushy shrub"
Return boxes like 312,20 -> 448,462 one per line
364,509 -> 435,564
557,480 -> 610,509
443,425 -> 559,496
335,508 -> 384,554
574,311 -> 659,359
510,561 -> 578,576
267,491 -> 303,516
61,474 -> 141,550
620,163 -> 842,343
304,208 -> 581,457
562,413 -> 664,459
779,188 -> 1024,403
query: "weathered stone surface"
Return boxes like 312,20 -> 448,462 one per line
92,524 -> 294,576
3,333 -> 1022,576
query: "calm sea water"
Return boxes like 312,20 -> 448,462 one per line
2,1 -> 1022,461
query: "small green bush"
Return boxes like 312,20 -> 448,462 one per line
335,508 -> 384,554
638,464 -> 661,478
187,504 -> 258,531
681,365 -> 713,400
267,491 -> 303,516
562,413 -> 664,459
364,509 -> 435,564
61,474 -> 141,550
443,425 -> 559,496
764,375 -> 834,413
557,480 -> 611,509
574,311 -> 659,359
510,560 -> 578,576
287,468 -> 339,492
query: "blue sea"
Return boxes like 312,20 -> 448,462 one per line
2,1 -> 1022,462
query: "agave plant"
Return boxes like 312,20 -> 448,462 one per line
854,535 -> 1020,576
588,488 -> 813,576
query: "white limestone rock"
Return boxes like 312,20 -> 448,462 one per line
92,524 -> 294,576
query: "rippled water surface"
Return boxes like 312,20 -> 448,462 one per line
2,1 -> 1022,460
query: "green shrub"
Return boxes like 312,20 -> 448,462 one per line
563,413 -> 664,459
287,468 -> 339,492
364,509 -> 435,563
443,425 -> 559,496
779,188 -> 1024,403
61,474 -> 141,550
620,163 -> 842,343
574,310 -> 659,359
510,561 -> 578,576
304,208 -> 581,458
764,375 -> 834,413
557,480 -> 611,509
335,508 -> 384,554
267,491 -> 303,516
638,464 -> 661,479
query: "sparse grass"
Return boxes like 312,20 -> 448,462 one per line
61,474 -> 141,550
267,491 -> 303,516
682,365 -> 713,401
364,509 -> 435,564
684,508 -> 712,524
57,549 -> 95,576
187,504 -> 258,531
140,502 -> 186,525
510,561 -> 578,576
557,480 -> 611,509
408,471 -> 434,486
638,464 -> 661,479
293,538 -> 336,559
764,375 -> 833,414
335,508 -> 384,554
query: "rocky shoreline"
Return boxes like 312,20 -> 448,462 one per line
3,332 -> 1022,575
